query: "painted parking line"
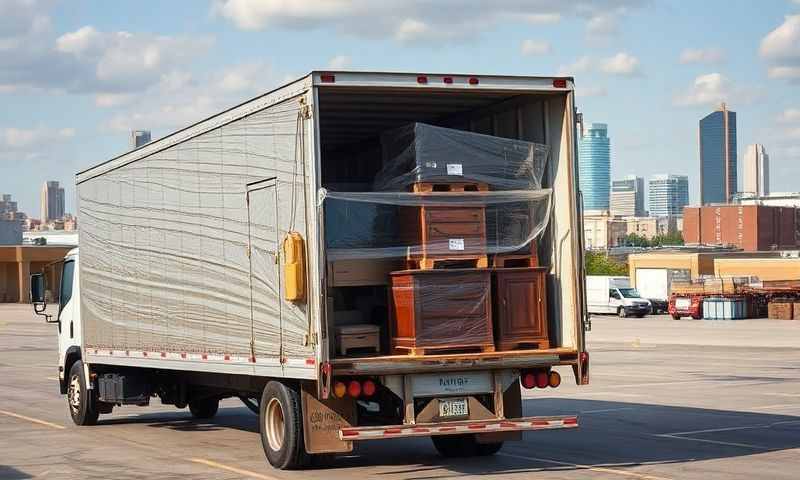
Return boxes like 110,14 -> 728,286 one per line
0,409 -> 66,430
654,419 -> 800,450
750,404 -> 800,411
189,458 -> 281,480
655,434 -> 766,450
499,452 -> 673,480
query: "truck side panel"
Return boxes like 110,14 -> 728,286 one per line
79,93 -> 317,378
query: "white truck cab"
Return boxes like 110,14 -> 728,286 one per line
586,275 -> 651,317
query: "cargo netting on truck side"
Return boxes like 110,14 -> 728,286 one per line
372,122 -> 550,192
320,189 -> 553,261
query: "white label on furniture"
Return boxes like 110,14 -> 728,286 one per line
449,238 -> 465,250
446,163 -> 463,175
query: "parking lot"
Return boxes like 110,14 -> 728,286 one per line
1,305 -> 798,480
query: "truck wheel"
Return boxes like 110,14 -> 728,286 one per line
617,307 -> 627,318
671,314 -> 681,320
189,398 -> 219,419
431,434 -> 504,457
67,360 -> 99,426
259,381 -> 307,470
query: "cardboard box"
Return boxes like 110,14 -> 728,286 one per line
768,302 -> 794,320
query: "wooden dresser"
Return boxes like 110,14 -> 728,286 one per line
402,206 -> 487,266
492,267 -> 549,350
389,269 -> 494,355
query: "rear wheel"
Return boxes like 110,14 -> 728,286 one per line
431,434 -> 504,457
67,360 -> 99,426
671,314 -> 681,320
189,397 -> 220,419
259,381 -> 307,470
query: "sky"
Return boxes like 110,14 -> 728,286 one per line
1,0 -> 800,215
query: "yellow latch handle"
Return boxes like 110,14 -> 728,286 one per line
282,231 -> 306,302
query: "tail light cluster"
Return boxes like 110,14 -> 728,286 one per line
333,378 -> 378,399
520,369 -> 561,389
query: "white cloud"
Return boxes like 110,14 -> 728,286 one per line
327,55 -> 352,69
212,0 -> 644,44
218,62 -> 272,92
576,86 -> 608,98
673,73 -> 762,107
95,93 -> 134,108
760,15 -> 800,83
524,13 -> 561,25
679,47 -> 725,65
1,126 -> 77,149
767,66 -> 800,82
55,25 -> 100,55
601,52 -> 641,76
520,40 -> 551,56
557,56 -> 593,76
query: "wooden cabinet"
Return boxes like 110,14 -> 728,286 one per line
389,269 -> 494,355
401,206 -> 487,262
493,267 -> 549,350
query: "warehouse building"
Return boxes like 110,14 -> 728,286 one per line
683,204 -> 800,251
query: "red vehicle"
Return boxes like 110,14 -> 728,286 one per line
669,294 -> 704,319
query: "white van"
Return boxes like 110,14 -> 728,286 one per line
586,276 -> 651,317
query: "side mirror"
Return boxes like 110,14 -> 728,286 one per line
30,273 -> 54,322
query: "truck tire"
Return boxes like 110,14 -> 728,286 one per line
431,434 -> 504,457
67,360 -> 99,426
617,307 -> 627,318
259,381 -> 307,470
189,398 -> 220,419
671,314 -> 681,320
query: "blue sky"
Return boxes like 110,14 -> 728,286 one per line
2,0 -> 799,215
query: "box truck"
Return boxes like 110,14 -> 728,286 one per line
586,275 -> 651,317
29,71 -> 588,470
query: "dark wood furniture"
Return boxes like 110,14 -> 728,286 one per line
389,269 -> 495,355
402,205 -> 488,269
492,267 -> 549,350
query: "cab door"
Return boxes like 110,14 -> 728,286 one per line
56,257 -> 81,381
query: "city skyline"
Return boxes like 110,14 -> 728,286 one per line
579,122 -> 611,211
743,143 -> 770,197
699,103 -> 737,204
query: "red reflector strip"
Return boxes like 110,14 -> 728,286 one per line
443,76 -> 453,84
531,421 -> 550,427
468,424 -> 487,430
341,430 -> 359,437
412,428 -> 430,433
417,75 -> 428,84
320,74 -> 335,83
384,428 -> 402,434
305,358 -> 315,366
553,78 -> 568,88
439,427 -> 457,432
468,77 -> 479,85
564,417 -> 578,425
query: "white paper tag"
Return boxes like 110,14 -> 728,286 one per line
425,161 -> 437,168
449,238 -> 465,251
446,163 -> 463,176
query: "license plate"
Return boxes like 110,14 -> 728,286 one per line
675,298 -> 690,309
439,398 -> 468,418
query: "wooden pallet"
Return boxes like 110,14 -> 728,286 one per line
496,339 -> 550,351
406,255 -> 489,270
393,344 -> 496,356
412,182 -> 489,193
492,254 -> 539,268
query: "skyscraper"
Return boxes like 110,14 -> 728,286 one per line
699,103 -> 737,204
649,174 -> 689,217
743,144 -> 769,197
610,175 -> 645,217
579,123 -> 611,211
41,181 -> 65,222
131,130 -> 151,149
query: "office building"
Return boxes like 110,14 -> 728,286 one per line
40,181 -> 65,223
131,130 -> 152,149
699,103 -> 737,204
649,174 -> 689,217
610,175 -> 645,217
742,144 -> 769,197
579,123 -> 611,211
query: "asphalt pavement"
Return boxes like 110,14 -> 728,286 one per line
1,305 -> 798,479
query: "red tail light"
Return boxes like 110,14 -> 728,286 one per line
535,371 -> 549,389
443,76 -> 453,84
347,380 -> 361,398
362,379 -> 376,397
468,77 -> 479,85
320,74 -> 336,83
553,78 -> 567,88
417,75 -> 428,84
521,373 -> 536,389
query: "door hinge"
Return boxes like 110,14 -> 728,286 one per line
584,315 -> 592,332
303,332 -> 318,347
299,97 -> 312,119
246,245 -> 251,258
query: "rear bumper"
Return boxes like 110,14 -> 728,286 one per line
339,415 -> 578,441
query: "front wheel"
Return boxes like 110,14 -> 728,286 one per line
618,307 -> 627,318
67,360 -> 99,426
432,435 -> 504,457
259,381 -> 307,470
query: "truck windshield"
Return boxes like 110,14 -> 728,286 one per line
618,288 -> 641,298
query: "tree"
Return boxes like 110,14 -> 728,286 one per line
622,233 -> 650,247
585,250 -> 628,276
650,231 -> 685,247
